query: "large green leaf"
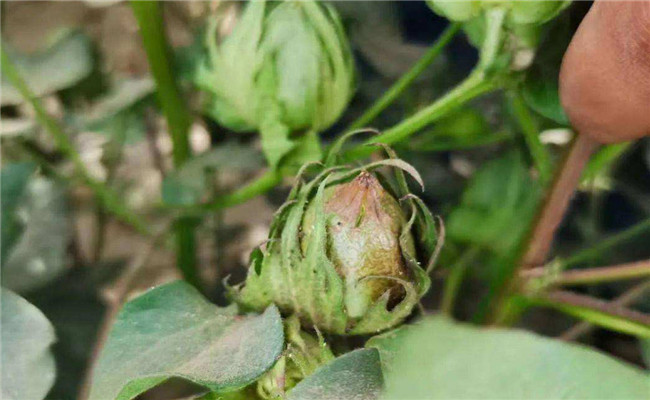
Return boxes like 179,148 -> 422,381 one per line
368,316 -> 650,399
287,349 -> 383,400
88,281 -> 284,400
1,31 -> 93,105
1,289 -> 56,400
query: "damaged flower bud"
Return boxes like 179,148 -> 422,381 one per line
229,154 -> 438,335
301,172 -> 414,319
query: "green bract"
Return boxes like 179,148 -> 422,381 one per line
196,0 -> 355,169
427,0 -> 571,56
427,0 -> 570,25
256,316 -> 334,399
229,153 -> 437,335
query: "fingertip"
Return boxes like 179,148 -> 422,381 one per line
559,1 -> 650,143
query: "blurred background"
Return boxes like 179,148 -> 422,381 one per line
1,1 -> 649,398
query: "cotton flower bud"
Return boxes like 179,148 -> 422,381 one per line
427,0 -> 570,25
229,156 -> 438,335
195,0 -> 355,168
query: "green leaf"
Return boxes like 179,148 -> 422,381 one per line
1,31 -> 93,105
75,77 -> 155,144
521,12 -> 574,125
409,108 -> 493,151
582,143 -> 631,183
161,173 -> 205,207
197,389 -> 260,400
521,65 -> 568,125
88,281 -> 284,400
447,152 -> 541,257
368,316 -> 650,399
1,289 -> 56,400
287,349 -> 383,400
641,340 -> 650,369
1,165 -> 71,292
161,143 -> 264,206
1,162 -> 36,263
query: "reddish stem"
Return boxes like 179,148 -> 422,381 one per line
522,134 -> 600,268
490,134 -> 600,324
559,280 -> 650,341
523,259 -> 650,286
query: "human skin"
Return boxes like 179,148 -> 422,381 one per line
559,0 -> 650,143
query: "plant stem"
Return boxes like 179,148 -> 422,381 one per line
200,9 -> 505,210
205,169 -> 282,211
510,91 -> 553,185
524,290 -> 650,338
441,247 -> 480,317
489,134 -> 600,324
131,1 -> 199,288
131,1 -> 191,166
344,7 -> 506,161
173,217 -> 200,287
559,280 -> 650,341
206,69 -> 496,211
0,46 -> 151,237
345,70 -> 498,161
346,23 -> 461,131
521,134 -> 600,269
562,217 -> 650,268
523,259 -> 650,287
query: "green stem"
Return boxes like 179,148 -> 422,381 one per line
344,7 -> 506,161
559,279 -> 650,341
131,1 -> 199,288
197,8 -> 506,210
510,91 -> 553,184
205,170 -> 281,211
131,1 -> 191,166
347,23 -> 461,131
477,8 -> 507,70
344,71 -> 498,161
173,217 -> 200,288
0,45 -> 151,237
562,218 -> 650,268
523,290 -> 650,338
441,247 -> 480,317
210,69 -> 495,211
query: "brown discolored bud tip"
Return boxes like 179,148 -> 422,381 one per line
559,1 -> 650,144
310,171 -> 412,318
